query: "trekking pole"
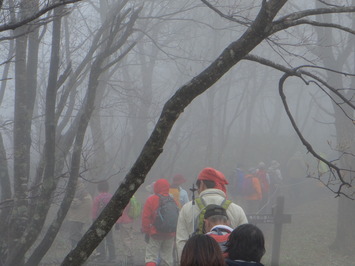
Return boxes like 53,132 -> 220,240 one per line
189,183 -> 197,235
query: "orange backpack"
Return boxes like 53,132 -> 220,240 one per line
169,187 -> 181,209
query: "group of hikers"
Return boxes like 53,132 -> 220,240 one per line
141,167 -> 266,266
231,161 -> 283,215
66,179 -> 140,264
66,164 -> 278,265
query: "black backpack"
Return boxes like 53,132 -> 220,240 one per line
154,194 -> 179,233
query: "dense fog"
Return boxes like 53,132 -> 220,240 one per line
0,0 -> 354,265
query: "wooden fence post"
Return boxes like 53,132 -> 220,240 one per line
271,196 -> 289,266
246,196 -> 291,266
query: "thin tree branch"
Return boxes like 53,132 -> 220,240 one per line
272,19 -> 355,35
277,6 -> 355,22
200,0 -> 250,26
279,73 -> 352,197
0,0 -> 83,32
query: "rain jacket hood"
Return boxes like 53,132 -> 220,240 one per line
154,179 -> 170,195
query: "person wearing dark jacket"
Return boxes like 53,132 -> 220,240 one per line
225,224 -> 265,266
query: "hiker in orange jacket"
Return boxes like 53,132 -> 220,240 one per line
256,162 -> 270,213
243,168 -> 262,214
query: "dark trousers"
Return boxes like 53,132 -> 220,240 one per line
68,221 -> 84,248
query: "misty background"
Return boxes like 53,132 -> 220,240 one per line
0,0 -> 354,265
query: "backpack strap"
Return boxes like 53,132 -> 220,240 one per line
221,199 -> 232,210
155,194 -> 163,210
195,198 -> 232,234
195,197 -> 207,234
195,197 -> 206,210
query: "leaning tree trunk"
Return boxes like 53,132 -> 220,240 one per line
62,2 -> 288,264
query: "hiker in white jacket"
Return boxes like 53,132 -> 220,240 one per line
176,167 -> 248,259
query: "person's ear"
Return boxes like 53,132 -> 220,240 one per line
204,219 -> 210,231
197,180 -> 203,193
199,180 -> 206,191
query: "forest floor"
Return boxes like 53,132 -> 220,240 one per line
42,185 -> 355,266
260,186 -> 355,266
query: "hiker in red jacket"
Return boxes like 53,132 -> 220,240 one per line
141,179 -> 176,266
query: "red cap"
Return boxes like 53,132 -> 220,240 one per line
172,174 -> 186,185
197,167 -> 228,193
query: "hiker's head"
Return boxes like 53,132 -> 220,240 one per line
196,167 -> 228,194
270,160 -> 280,169
258,162 -> 266,170
171,174 -> 186,188
225,224 -> 265,263
196,179 -> 214,194
203,204 -> 230,232
145,181 -> 155,194
248,167 -> 257,174
97,180 -> 109,193
180,234 -> 225,266
154,178 -> 170,195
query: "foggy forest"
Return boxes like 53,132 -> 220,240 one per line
0,0 -> 354,265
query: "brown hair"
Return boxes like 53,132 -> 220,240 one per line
180,234 -> 225,266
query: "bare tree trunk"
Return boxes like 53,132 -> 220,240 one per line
5,4 -> 62,265
134,40 -> 156,153
332,94 -> 355,253
205,90 -> 215,165
8,24 -> 29,266
22,6 -> 63,265
239,81 -> 258,163
24,3 -> 141,264
0,0 -> 136,265
313,1 -> 355,252
0,132 -> 11,263
26,1 -> 41,219
0,39 -> 14,104
87,0 -> 110,183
